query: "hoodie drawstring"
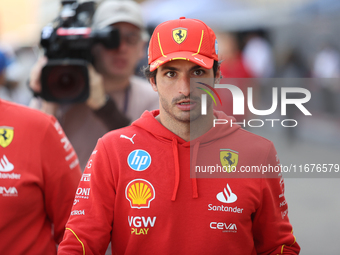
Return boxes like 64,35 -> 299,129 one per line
191,141 -> 200,198
171,138 -> 200,201
171,138 -> 180,201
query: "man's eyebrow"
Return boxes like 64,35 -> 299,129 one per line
189,65 -> 204,71
160,65 -> 203,72
160,66 -> 179,71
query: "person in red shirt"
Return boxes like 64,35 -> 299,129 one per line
214,32 -> 253,121
0,99 -> 82,254
58,17 -> 300,255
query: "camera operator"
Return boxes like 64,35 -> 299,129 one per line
30,0 -> 159,170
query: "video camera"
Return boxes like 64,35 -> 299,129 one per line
40,0 -> 120,103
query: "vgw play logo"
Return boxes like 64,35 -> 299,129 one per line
198,83 -> 311,128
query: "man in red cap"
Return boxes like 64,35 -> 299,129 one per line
58,17 -> 300,255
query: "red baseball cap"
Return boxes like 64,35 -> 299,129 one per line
148,17 -> 218,71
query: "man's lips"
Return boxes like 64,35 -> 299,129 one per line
176,100 -> 197,111
112,58 -> 128,68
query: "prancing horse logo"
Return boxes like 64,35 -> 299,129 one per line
0,127 -> 14,148
172,28 -> 187,44
220,149 -> 239,172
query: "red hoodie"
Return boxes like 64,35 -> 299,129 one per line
58,110 -> 300,255
0,99 -> 82,254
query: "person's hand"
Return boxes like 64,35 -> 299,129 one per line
29,56 -> 59,115
86,65 -> 106,110
29,56 -> 47,93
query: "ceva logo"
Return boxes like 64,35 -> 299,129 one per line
127,150 -> 151,171
210,222 -> 237,233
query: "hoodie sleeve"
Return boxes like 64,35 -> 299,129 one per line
252,143 -> 300,254
41,116 -> 82,244
58,138 -> 115,255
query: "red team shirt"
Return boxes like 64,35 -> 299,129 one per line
58,110 -> 300,254
0,99 -> 81,254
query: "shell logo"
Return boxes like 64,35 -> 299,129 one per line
125,179 -> 155,209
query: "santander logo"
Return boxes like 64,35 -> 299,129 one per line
216,184 -> 237,203
0,155 -> 14,172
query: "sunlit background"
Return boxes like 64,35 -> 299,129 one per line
1,0 -> 339,254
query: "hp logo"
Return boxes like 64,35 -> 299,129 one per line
127,150 -> 151,171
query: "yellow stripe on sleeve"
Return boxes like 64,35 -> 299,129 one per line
279,233 -> 297,254
66,228 -> 85,255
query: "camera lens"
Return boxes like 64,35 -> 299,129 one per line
41,60 -> 89,103
47,66 -> 84,99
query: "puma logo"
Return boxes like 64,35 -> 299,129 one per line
120,134 -> 136,144
194,57 -> 206,65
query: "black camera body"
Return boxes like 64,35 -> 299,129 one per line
40,0 -> 120,103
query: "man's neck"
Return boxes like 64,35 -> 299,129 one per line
103,75 -> 131,93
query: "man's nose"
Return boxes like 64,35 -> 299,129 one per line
117,38 -> 129,52
178,74 -> 192,96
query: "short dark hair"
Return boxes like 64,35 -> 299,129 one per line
143,60 -> 220,84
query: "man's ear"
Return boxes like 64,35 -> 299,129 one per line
150,77 -> 158,92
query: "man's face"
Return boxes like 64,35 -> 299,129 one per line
93,22 -> 145,78
150,60 -> 218,123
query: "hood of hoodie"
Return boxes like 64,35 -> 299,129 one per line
132,110 -> 240,145
132,110 -> 241,201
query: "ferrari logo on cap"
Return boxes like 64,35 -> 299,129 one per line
172,28 -> 187,44
220,149 -> 239,173
0,126 -> 14,148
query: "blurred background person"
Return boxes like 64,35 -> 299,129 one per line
0,48 -> 32,105
277,48 -> 310,143
312,42 -> 340,116
217,32 -> 252,79
214,32 -> 253,122
0,50 -> 6,86
242,31 -> 275,79
29,0 -> 159,170
241,31 -> 276,117
0,98 -> 81,254
277,48 -> 309,79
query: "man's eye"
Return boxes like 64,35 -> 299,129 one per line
194,69 -> 204,76
124,34 -> 141,45
166,71 -> 176,78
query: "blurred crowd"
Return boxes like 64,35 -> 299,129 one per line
0,45 -> 35,105
1,0 -> 340,128
1,15 -> 339,107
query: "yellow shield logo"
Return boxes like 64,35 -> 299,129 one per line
220,149 -> 239,173
125,179 -> 155,209
172,28 -> 187,44
0,126 -> 14,148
